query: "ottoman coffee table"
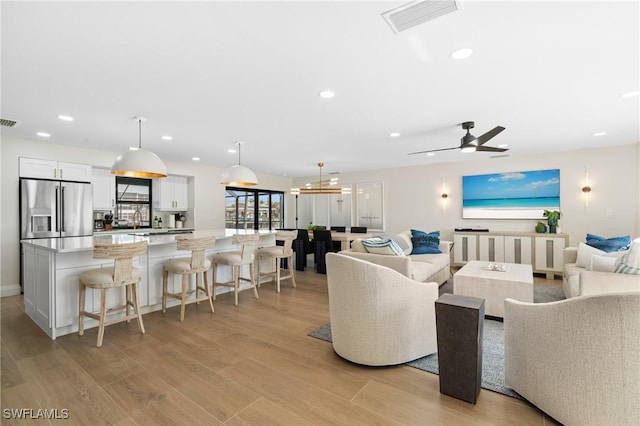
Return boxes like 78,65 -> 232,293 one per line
453,260 -> 533,318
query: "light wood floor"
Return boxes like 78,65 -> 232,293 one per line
1,267 -> 562,425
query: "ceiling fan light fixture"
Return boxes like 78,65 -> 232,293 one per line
461,146 -> 476,153
111,117 -> 168,178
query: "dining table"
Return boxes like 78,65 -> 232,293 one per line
298,230 -> 373,273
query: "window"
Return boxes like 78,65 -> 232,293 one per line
225,187 -> 284,230
114,176 -> 152,228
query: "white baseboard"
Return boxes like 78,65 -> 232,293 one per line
1,285 -> 22,297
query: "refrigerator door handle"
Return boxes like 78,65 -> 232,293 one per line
61,186 -> 66,232
55,186 -> 61,232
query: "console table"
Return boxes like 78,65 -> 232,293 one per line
453,231 -> 569,279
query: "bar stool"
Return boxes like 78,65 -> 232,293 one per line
78,241 -> 148,348
162,235 -> 216,321
211,233 -> 260,306
257,230 -> 298,292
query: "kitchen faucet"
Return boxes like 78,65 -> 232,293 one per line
133,208 -> 142,229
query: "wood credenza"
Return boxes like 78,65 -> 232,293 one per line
453,231 -> 570,279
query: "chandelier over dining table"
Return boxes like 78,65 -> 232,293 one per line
290,162 -> 351,195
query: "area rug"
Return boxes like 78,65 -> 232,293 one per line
308,282 -> 565,400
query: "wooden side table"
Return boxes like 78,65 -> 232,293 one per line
435,293 -> 485,404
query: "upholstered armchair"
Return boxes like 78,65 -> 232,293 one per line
325,253 -> 439,366
504,293 -> 640,426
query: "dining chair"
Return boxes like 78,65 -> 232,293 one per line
330,226 -> 346,232
162,235 -> 216,321
313,230 -> 340,274
350,226 -> 368,233
78,241 -> 147,348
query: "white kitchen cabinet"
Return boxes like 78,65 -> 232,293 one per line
534,236 -> 568,279
154,175 -> 189,210
453,234 -> 477,264
23,245 -> 52,333
19,157 -> 92,182
91,167 -> 116,210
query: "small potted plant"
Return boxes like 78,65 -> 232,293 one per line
543,210 -> 561,233
535,221 -> 547,233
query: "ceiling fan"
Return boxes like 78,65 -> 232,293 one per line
409,121 -> 507,155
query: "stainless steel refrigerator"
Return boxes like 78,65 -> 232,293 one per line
20,178 -> 93,239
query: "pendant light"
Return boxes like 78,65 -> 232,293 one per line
220,141 -> 258,186
111,117 -> 168,178
290,162 -> 351,195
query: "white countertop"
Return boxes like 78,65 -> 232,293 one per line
21,229 -> 275,253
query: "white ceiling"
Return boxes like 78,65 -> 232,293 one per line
2,1 -> 639,178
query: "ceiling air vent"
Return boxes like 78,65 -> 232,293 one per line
1,118 -> 18,127
382,0 -> 461,34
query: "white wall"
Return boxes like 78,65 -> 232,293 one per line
290,143 -> 640,246
0,136 -> 291,296
3,137 -> 639,296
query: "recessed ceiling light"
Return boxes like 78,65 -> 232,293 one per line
227,149 -> 236,154
593,132 -> 607,137
389,132 -> 401,138
57,115 -> 74,121
621,91 -> 640,98
36,132 -> 50,137
449,48 -> 474,60
318,90 -> 335,99
426,152 -> 435,157
161,136 -> 173,141
129,147 -> 139,151
192,157 -> 200,161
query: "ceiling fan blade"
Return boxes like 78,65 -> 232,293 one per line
476,126 -> 505,146
475,145 -> 508,152
408,146 -> 459,155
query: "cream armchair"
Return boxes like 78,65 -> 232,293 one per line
325,252 -> 439,366
504,293 -> 640,426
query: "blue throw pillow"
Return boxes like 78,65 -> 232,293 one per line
585,234 -> 631,253
410,229 -> 442,254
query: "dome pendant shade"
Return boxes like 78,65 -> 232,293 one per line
221,142 -> 258,186
111,148 -> 168,178
111,117 -> 167,178
220,164 -> 259,187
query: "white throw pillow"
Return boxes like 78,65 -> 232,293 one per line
396,231 -> 413,255
575,242 -> 605,268
587,255 -> 616,272
362,237 -> 405,256
351,239 -> 367,253
614,240 -> 640,275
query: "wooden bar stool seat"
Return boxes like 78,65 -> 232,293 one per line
162,235 -> 216,321
257,230 -> 298,292
78,241 -> 148,348
211,234 -> 260,306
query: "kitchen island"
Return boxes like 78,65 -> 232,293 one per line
21,229 -> 276,339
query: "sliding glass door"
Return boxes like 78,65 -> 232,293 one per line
225,187 -> 284,230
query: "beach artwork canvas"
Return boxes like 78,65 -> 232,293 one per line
462,169 -> 560,219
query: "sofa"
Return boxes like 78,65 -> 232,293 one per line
504,293 -> 640,426
325,252 -> 439,366
340,230 -> 452,285
562,243 -> 640,298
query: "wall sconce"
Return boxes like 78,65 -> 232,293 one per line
582,172 -> 592,207
440,179 -> 448,212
